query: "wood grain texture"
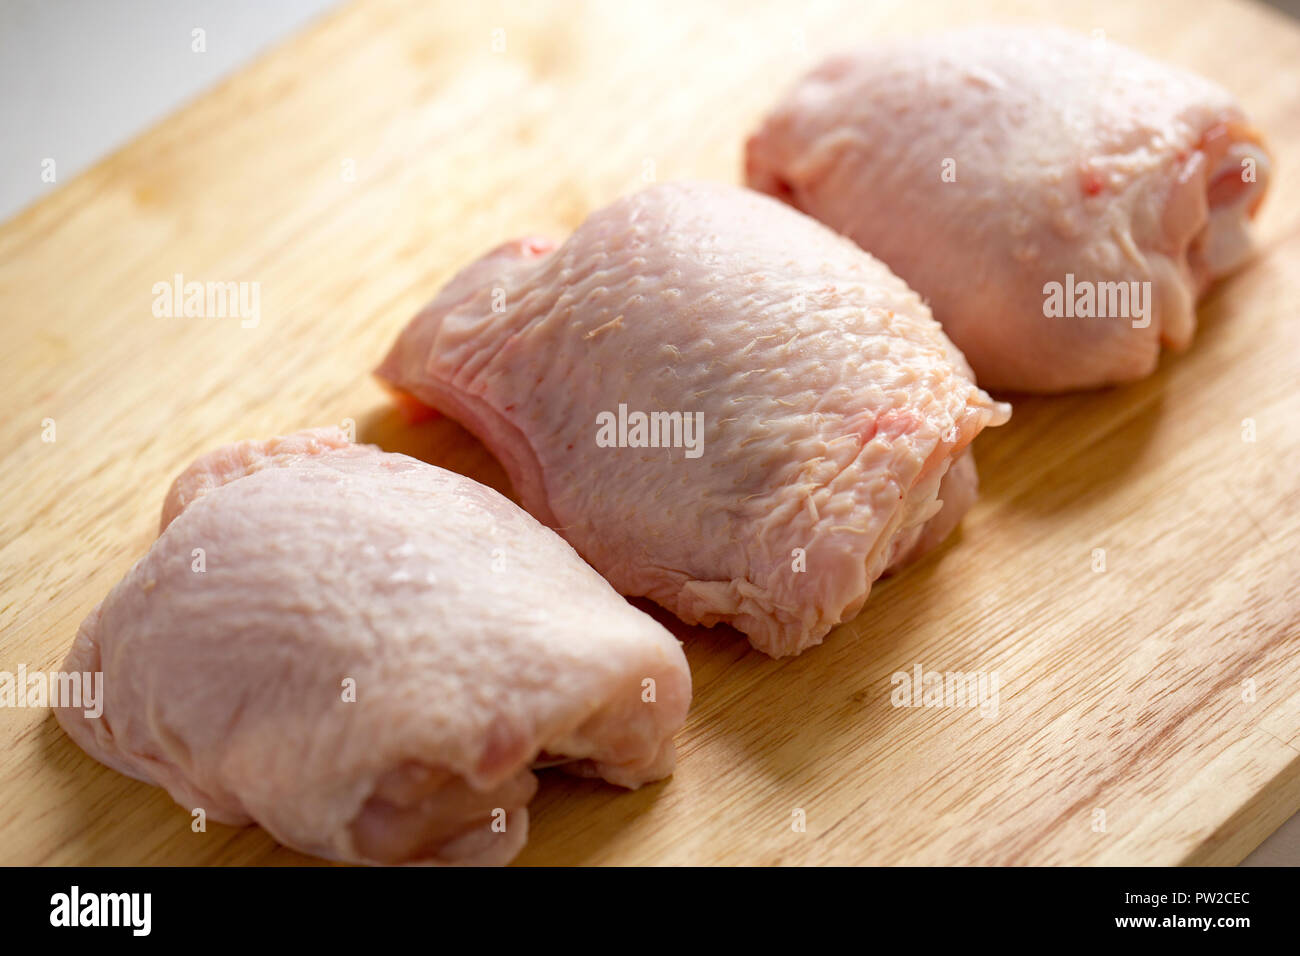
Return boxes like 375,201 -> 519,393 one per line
2,0 -> 1298,866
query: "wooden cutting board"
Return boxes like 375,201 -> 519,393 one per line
2,0 -> 1298,866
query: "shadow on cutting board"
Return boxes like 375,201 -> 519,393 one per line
512,555 -> 955,864
972,267 -> 1267,517
973,382 -> 1167,516
358,403 -> 516,502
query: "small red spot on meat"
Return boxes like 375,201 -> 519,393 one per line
873,408 -> 919,441
520,237 -> 556,258
1081,168 -> 1104,196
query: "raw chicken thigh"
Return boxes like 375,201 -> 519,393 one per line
746,26 -> 1272,392
54,428 -> 690,866
378,182 -> 1009,657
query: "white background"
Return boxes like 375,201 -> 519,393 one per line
0,0 -> 338,221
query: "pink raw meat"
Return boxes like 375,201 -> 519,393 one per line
746,26 -> 1272,392
54,428 -> 690,865
377,182 -> 1009,657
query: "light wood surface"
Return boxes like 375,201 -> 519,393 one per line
2,0 -> 1298,866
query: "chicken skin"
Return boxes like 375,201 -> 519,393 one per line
378,182 -> 1009,656
54,429 -> 691,865
746,26 -> 1271,392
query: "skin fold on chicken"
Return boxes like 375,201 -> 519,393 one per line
377,182 -> 1010,657
745,26 -> 1272,392
54,428 -> 691,865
